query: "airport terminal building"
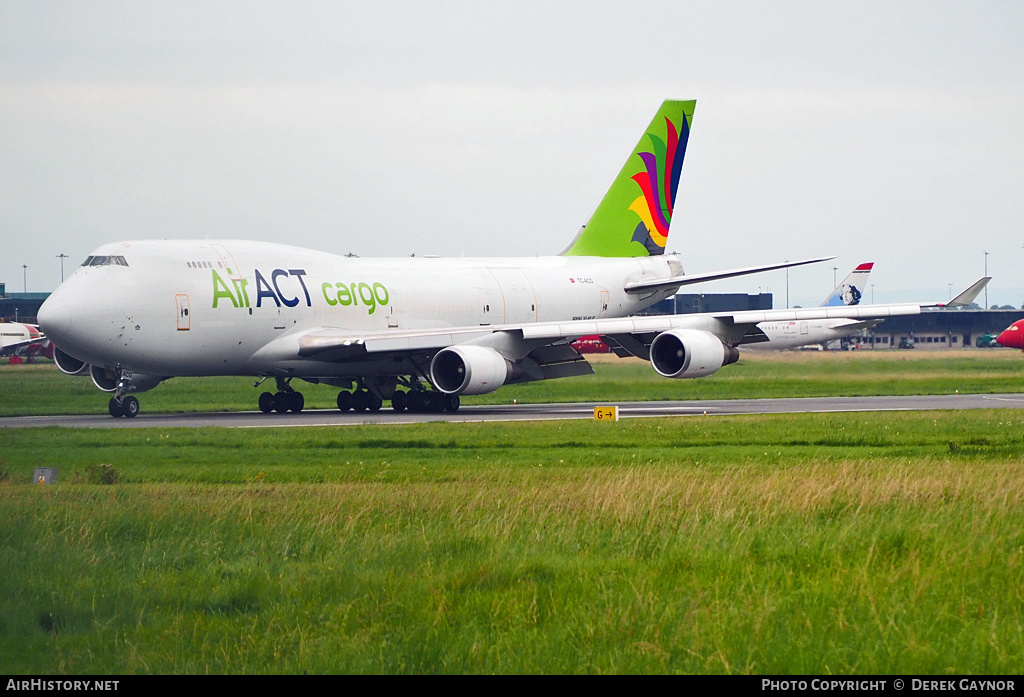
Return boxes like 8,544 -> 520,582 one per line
0,283 -> 48,324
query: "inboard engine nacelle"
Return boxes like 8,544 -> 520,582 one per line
649,329 -> 739,379
430,345 -> 510,395
87,365 -> 165,394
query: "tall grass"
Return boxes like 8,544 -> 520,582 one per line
2,412 -> 1024,673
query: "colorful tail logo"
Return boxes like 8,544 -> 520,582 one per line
562,100 -> 695,258
629,114 -> 690,255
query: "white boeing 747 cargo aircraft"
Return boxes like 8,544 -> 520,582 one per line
38,100 -> 987,417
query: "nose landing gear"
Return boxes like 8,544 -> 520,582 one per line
108,394 -> 140,418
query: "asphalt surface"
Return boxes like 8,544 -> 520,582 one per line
2,393 -> 1023,429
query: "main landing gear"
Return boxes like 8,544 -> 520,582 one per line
255,378 -> 462,415
386,389 -> 459,414
257,377 -> 305,414
335,388 -> 382,412
333,388 -> 457,413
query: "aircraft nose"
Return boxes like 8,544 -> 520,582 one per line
37,296 -> 72,344
996,324 -> 1023,349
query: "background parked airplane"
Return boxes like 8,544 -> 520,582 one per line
746,262 -> 878,350
0,321 -> 51,364
38,100 -> 984,417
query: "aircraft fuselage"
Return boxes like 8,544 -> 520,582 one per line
40,240 -> 681,378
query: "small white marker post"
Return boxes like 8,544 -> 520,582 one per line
594,406 -> 619,421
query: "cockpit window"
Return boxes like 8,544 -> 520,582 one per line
82,255 -> 129,267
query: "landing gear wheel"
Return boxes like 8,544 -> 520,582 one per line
391,390 -> 407,412
427,392 -> 446,413
336,390 -> 353,412
258,391 -> 275,414
444,394 -> 460,413
108,397 -> 122,418
289,392 -> 304,413
273,391 -> 291,413
408,391 -> 428,413
352,390 -> 369,412
122,396 -> 140,418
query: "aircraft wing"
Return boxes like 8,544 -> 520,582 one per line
823,318 -> 885,333
255,277 -> 990,366
0,337 -> 39,354
256,301 -> 924,364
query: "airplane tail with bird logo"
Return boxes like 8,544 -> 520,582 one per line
562,99 -> 695,258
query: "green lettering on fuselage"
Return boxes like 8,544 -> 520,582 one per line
321,280 -> 389,315
233,278 -> 250,307
212,270 -> 239,308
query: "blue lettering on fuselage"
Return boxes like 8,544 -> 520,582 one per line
254,268 -> 312,308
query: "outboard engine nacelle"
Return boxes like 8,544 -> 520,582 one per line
53,347 -> 90,376
430,345 -> 510,395
649,329 -> 739,379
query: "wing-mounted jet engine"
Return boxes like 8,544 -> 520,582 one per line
430,346 -> 510,395
649,329 -> 739,378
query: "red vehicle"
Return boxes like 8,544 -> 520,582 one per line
571,335 -> 611,353
996,319 -> 1024,350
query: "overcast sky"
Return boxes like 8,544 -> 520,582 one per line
2,1 -> 1023,308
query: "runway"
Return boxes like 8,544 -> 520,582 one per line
3,393 -> 1023,429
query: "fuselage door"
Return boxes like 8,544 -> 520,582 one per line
488,267 -> 538,324
176,294 -> 191,331
210,244 -> 244,283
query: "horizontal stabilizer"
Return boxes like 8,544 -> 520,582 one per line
624,256 -> 834,295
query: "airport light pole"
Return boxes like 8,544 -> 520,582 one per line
57,253 -> 69,282
22,264 -> 27,293
833,266 -> 837,288
984,251 -> 989,309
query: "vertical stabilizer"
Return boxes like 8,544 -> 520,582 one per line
820,263 -> 873,307
562,100 -> 695,257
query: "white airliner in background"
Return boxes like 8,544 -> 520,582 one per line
0,322 -> 51,363
38,100 -> 987,417
747,262 -> 881,350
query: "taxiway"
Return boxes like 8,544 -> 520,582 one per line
2,393 -> 1022,429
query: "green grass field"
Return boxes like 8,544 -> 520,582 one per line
1,351 -> 1023,674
